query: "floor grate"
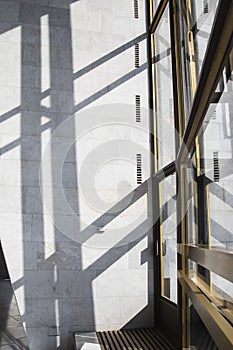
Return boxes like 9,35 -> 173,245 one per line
97,328 -> 176,350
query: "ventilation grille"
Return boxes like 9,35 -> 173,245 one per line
135,43 -> 139,68
213,152 -> 220,182
203,0 -> 209,13
97,328 -> 176,350
137,154 -> 142,184
135,95 -> 141,122
134,0 -> 139,19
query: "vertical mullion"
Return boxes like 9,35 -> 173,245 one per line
169,0 -> 187,348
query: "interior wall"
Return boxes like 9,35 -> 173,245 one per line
0,1 -> 154,349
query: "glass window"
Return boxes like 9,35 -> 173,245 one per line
151,0 -> 160,17
186,50 -> 233,323
180,0 -> 220,115
160,174 -> 177,303
153,5 -> 176,169
198,51 -> 233,251
187,299 -> 219,350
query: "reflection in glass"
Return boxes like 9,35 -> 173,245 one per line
152,0 -> 160,17
199,52 -> 233,252
180,0 -> 219,112
186,50 -> 233,322
187,299 -> 219,349
160,174 -> 177,303
186,163 -> 197,245
153,5 -> 176,169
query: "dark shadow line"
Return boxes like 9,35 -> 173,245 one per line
40,33 -> 147,100
152,47 -> 171,64
79,180 -> 149,244
0,138 -> 21,156
208,181 -> 233,209
210,218 -> 233,243
161,195 -> 176,223
86,220 -> 150,277
40,121 -> 52,132
12,277 -> 24,291
73,33 -> 147,80
0,107 -> 20,123
196,29 -> 210,39
0,121 -> 52,156
73,62 -> 148,113
2,329 -> 29,350
41,90 -> 50,100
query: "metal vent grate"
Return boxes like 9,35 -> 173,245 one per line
203,0 -> 209,13
135,95 -> 141,122
134,0 -> 139,19
97,328 -> 176,350
213,151 -> 220,182
137,154 -> 142,184
135,43 -> 139,68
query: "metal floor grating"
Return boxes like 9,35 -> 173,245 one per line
96,328 -> 176,350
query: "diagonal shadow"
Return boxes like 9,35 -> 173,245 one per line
85,219 -> 152,278
73,33 -> 147,80
209,181 -> 233,209
79,180 -> 149,245
73,62 -> 148,112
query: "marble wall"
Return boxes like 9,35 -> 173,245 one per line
0,1 -> 154,349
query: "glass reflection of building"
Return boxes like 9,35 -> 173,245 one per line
150,0 -> 233,349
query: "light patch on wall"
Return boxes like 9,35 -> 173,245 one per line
225,103 -> 231,137
0,134 -> 21,160
1,240 -> 24,280
0,113 -> 21,135
41,128 -> 55,258
41,115 -> 51,126
55,299 -> 60,347
41,95 -> 51,109
93,263 -> 148,328
81,245 -> 110,270
41,15 -> 51,93
0,26 -> 21,114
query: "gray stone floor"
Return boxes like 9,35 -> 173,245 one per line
0,278 -> 28,349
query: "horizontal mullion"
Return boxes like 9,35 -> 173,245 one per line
177,0 -> 233,163
178,270 -> 233,350
185,245 -> 233,283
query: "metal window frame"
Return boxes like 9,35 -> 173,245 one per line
178,270 -> 233,350
185,245 -> 233,284
148,0 -> 233,348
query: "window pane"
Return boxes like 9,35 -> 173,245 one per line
180,0 -> 220,117
152,0 -> 160,17
186,162 -> 197,245
153,5 -> 176,169
198,51 -> 233,251
187,299 -> 219,350
160,174 -> 177,303
187,50 -> 233,323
